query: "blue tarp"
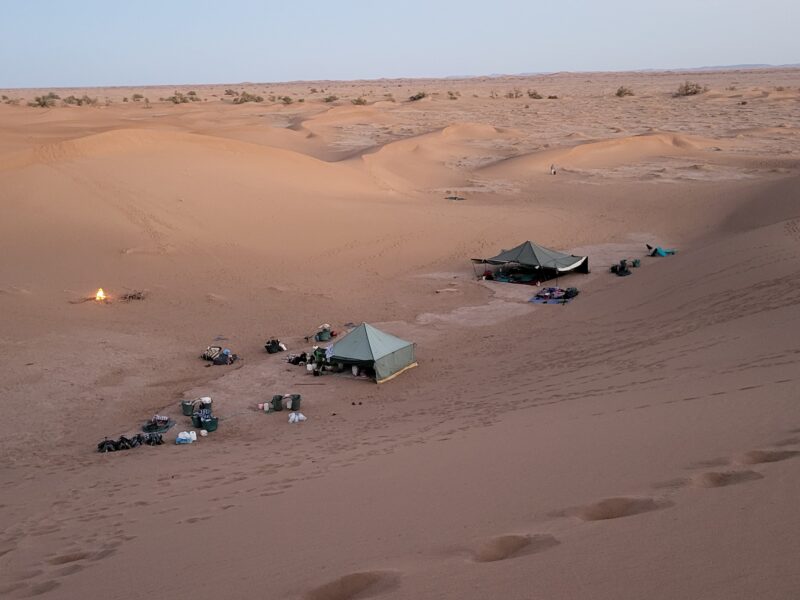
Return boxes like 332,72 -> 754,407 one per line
647,244 -> 677,257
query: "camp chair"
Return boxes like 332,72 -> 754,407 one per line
201,346 -> 222,361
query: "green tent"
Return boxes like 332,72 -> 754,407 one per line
328,323 -> 417,383
472,241 -> 589,274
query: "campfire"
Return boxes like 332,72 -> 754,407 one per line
69,288 -> 147,304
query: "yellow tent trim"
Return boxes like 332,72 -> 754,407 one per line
376,362 -> 418,384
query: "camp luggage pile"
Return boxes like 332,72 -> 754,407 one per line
190,406 -> 218,432
531,287 -> 580,304
97,433 -> 163,453
258,394 -> 302,413
285,352 -> 308,365
610,259 -> 635,276
265,338 -> 287,354
142,414 -> 174,434
201,345 -> 238,365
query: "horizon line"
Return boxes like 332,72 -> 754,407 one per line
2,63 -> 798,92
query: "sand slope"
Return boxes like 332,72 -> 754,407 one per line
481,132 -> 719,177
1,67 -> 799,600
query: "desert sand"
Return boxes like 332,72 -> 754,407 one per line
1,68 -> 799,599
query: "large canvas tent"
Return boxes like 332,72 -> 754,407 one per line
327,323 -> 417,383
472,241 -> 589,277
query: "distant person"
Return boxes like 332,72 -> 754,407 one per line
550,164 -> 557,175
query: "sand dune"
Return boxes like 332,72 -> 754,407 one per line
357,122 -> 519,190
481,132 -> 720,177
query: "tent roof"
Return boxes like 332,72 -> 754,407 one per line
329,323 -> 413,362
473,241 -> 587,272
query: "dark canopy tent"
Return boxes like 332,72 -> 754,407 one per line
328,323 -> 417,383
472,241 -> 589,279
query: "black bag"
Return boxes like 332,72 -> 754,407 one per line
265,339 -> 283,354
288,352 -> 307,365
213,352 -> 237,365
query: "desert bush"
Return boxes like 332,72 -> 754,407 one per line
1,95 -> 6,100
233,91 -> 264,104
310,87 -> 318,93
409,91 -> 427,101
63,94 -> 98,106
547,95 -> 559,99
297,98 -> 305,103
674,80 -> 707,97
280,96 -> 293,105
351,97 -> 367,105
447,91 -> 458,100
323,94 -> 339,103
132,93 -> 144,101
505,88 -> 523,99
123,97 -> 129,102
775,86 -> 786,92
166,91 -> 191,104
527,89 -> 542,99
224,89 -> 239,96
615,86 -> 634,97
3,96 -> 20,105
28,92 -> 60,107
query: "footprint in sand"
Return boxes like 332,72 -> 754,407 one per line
305,570 -> 400,600
471,533 -> 560,563
0,582 -> 26,595
47,551 -> 91,565
55,563 -> 86,576
689,470 -> 764,488
571,496 -> 670,521
772,435 -> 800,447
688,457 -> 731,469
738,449 -> 799,465
21,579 -> 61,597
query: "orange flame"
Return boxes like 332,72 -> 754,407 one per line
95,288 -> 106,302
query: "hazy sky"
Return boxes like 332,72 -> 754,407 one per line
1,0 -> 798,88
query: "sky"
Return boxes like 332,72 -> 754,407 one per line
1,0 -> 798,88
